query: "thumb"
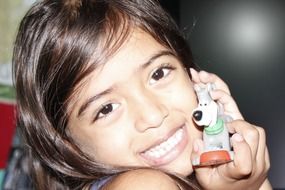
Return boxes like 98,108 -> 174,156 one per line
191,138 -> 215,187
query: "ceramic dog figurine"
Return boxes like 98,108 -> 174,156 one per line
192,83 -> 234,166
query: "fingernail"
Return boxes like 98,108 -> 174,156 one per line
232,133 -> 244,142
190,68 -> 196,74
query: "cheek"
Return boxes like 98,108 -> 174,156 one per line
168,80 -> 197,114
94,132 -> 127,157
167,79 -> 201,136
84,124 -> 138,166
68,123 -> 132,164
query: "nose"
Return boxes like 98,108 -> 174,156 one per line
193,110 -> 202,121
133,92 -> 169,132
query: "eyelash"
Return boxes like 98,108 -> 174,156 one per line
150,63 -> 176,84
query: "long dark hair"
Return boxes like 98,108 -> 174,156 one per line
13,0 -> 196,189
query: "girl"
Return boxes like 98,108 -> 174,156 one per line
12,0 -> 271,189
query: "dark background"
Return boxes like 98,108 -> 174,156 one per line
160,0 -> 285,189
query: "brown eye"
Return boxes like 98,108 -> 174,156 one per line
150,65 -> 174,84
100,104 -> 113,114
152,68 -> 166,81
95,103 -> 119,120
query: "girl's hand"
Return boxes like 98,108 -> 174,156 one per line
192,120 -> 270,190
190,69 -> 271,190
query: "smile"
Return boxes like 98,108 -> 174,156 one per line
140,125 -> 188,166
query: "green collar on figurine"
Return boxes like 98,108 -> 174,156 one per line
204,118 -> 224,135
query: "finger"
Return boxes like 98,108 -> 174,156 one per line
210,89 -> 244,120
227,120 -> 259,161
223,133 -> 253,179
264,146 -> 270,172
198,70 -> 231,95
191,138 -> 204,166
255,127 -> 266,163
190,68 -> 201,83
255,127 -> 270,175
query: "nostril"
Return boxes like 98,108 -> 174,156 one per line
193,110 -> 202,121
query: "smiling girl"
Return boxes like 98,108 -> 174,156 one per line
13,0 -> 270,189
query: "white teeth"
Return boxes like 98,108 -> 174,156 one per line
144,128 -> 183,159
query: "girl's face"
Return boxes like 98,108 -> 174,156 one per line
68,29 -> 201,176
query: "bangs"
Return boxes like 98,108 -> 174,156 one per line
64,5 -> 136,124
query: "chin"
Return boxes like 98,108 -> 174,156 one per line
162,158 -> 193,177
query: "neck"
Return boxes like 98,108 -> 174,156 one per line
204,118 -> 224,135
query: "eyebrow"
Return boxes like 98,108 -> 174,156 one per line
77,50 -> 175,118
139,50 -> 175,70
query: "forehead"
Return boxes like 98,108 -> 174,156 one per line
87,30 -> 168,89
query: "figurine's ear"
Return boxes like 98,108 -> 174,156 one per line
194,84 -> 201,92
207,83 -> 215,92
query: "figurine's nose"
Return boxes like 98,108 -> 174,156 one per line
193,110 -> 202,121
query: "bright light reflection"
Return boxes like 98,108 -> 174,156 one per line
237,19 -> 266,45
228,12 -> 271,53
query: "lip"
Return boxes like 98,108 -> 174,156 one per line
139,125 -> 188,166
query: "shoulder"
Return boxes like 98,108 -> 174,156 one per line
101,169 -> 181,190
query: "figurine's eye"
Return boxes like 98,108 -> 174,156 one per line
204,103 -> 207,106
199,103 -> 202,106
